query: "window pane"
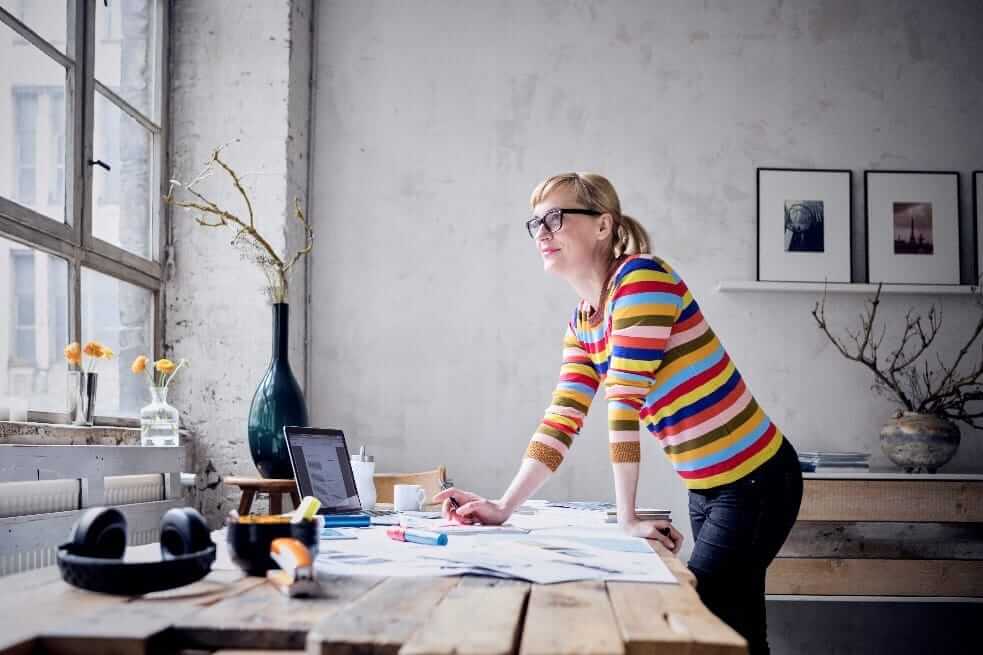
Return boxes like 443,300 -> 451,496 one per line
81,267 -> 153,417
0,28 -> 69,222
95,0 -> 157,119
0,236 -> 69,412
0,0 -> 70,55
92,91 -> 153,259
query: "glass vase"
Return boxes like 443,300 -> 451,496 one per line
140,386 -> 180,447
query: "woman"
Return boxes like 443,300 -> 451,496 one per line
434,172 -> 803,654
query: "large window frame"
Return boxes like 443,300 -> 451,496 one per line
0,0 -> 170,426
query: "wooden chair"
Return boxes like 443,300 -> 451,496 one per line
374,466 -> 447,508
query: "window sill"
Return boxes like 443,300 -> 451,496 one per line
0,419 -> 190,446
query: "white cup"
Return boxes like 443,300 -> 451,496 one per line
393,484 -> 426,512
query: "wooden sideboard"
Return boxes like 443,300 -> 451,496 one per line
766,472 -> 983,598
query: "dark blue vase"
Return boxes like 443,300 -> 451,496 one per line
247,303 -> 309,479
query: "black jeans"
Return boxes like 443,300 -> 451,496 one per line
687,438 -> 803,655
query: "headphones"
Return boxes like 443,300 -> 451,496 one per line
57,506 -> 216,595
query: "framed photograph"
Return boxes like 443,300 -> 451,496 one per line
865,171 -> 960,285
975,171 -> 982,284
757,168 -> 852,282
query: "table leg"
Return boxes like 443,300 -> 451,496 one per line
270,492 -> 283,515
238,489 -> 255,516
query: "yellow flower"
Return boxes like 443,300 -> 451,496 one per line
83,341 -> 104,358
131,355 -> 149,374
100,346 -> 115,360
64,342 -> 81,365
155,358 -> 176,375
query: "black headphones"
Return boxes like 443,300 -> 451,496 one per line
57,506 -> 216,595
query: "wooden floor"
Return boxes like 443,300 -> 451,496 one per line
0,540 -> 746,655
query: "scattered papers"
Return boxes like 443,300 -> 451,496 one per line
313,505 -> 678,584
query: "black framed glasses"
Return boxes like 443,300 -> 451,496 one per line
526,207 -> 603,238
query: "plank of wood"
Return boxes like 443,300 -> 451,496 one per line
224,477 -> 297,491
518,581 -> 624,655
175,575 -> 383,652
307,576 -> 459,655
0,565 -> 261,654
38,601 -> 201,655
778,521 -> 983,559
400,578 -> 529,655
608,582 -> 746,655
766,558 -> 983,596
799,479 -> 983,522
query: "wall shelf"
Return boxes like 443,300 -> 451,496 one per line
716,281 -> 977,295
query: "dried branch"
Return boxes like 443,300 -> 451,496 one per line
812,282 -> 983,430
164,145 -> 314,303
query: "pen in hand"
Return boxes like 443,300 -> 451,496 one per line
440,480 -> 461,511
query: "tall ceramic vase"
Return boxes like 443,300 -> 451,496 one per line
247,303 -> 309,478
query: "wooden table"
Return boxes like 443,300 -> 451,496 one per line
0,532 -> 746,655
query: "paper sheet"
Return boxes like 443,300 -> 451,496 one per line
312,506 -> 678,584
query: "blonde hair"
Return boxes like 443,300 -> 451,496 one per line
529,172 -> 650,259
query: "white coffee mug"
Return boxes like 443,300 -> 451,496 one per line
393,484 -> 426,512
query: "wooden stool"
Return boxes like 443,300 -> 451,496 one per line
224,476 -> 300,515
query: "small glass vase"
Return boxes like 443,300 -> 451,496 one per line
140,386 -> 180,447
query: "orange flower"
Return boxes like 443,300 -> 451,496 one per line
64,342 -> 81,365
155,358 -> 176,375
131,355 -> 149,374
100,346 -> 115,360
82,341 -> 104,358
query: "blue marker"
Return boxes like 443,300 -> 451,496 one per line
387,526 -> 448,546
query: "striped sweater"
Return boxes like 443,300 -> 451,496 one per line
525,254 -> 784,490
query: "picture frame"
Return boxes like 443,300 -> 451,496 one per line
864,170 -> 961,285
975,171 -> 982,284
756,168 -> 853,283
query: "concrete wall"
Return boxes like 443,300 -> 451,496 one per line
308,1 -> 982,651
167,0 -> 312,518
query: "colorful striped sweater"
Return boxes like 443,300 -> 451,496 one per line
525,254 -> 784,490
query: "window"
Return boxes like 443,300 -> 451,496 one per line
11,250 -> 36,364
14,91 -> 37,206
0,1 -> 167,423
2,236 -> 69,411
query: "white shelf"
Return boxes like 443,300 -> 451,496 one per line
717,280 -> 977,295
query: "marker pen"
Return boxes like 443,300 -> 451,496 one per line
386,526 -> 448,546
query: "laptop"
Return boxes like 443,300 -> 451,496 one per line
283,426 -> 394,517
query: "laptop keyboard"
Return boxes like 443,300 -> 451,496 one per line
363,508 -> 397,517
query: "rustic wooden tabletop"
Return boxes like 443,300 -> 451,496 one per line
0,532 -> 746,655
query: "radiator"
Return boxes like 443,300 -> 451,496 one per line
0,475 -> 165,576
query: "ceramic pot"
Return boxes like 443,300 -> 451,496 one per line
879,411 -> 960,473
247,303 -> 309,478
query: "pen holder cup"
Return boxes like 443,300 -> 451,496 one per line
226,518 -> 319,576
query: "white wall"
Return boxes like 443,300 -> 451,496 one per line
308,0 -> 983,562
168,0 -> 312,517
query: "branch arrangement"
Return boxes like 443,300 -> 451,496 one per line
164,145 -> 314,303
812,283 -> 983,429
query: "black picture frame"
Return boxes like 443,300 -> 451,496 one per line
756,167 -> 854,283
864,170 -> 961,285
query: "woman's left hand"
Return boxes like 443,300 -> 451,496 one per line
621,518 -> 684,554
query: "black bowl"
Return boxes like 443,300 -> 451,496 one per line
226,519 -> 319,576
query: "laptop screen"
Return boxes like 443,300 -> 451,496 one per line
284,427 -> 361,513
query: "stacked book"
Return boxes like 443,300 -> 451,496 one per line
605,508 -> 671,524
798,451 -> 870,473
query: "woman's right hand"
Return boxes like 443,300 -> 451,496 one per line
432,487 -> 512,525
